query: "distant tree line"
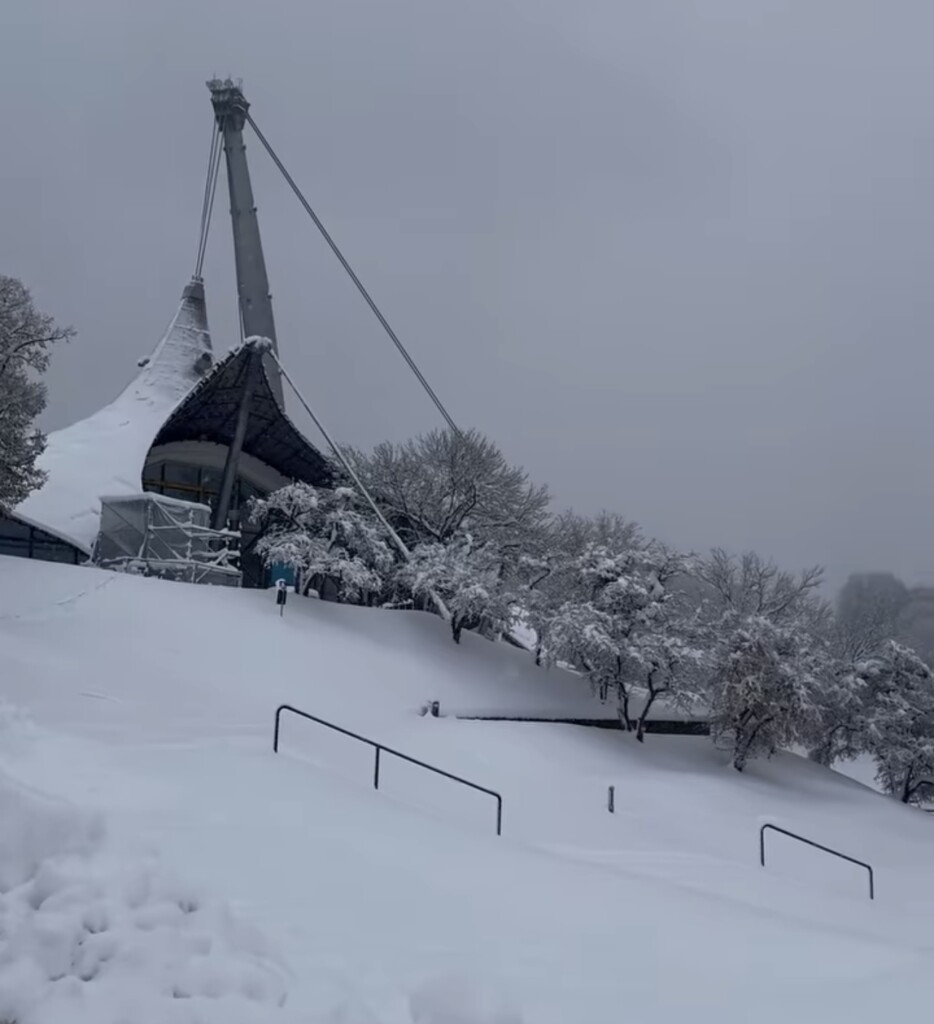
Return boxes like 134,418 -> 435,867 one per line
251,428 -> 934,802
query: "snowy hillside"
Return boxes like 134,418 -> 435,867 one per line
2,556 -> 934,1022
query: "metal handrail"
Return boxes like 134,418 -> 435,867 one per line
273,703 -> 503,836
759,823 -> 874,900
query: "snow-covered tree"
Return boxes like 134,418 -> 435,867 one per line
625,619 -> 707,742
835,572 -> 908,661
802,659 -> 869,766
863,641 -> 934,804
250,484 -> 394,604
541,541 -> 697,734
804,575 -> 918,766
688,549 -> 841,769
707,614 -> 827,772
396,536 -> 517,644
0,276 -> 73,509
896,588 -> 934,671
516,512 -> 641,665
345,428 -> 551,551
695,548 -> 826,625
800,634 -> 934,780
551,509 -> 642,557
545,598 -> 620,696
519,511 -> 651,669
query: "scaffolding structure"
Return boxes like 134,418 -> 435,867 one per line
92,493 -> 241,586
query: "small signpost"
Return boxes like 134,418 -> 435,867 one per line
275,578 -> 288,616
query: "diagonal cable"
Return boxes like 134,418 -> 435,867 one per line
265,343 -> 452,622
244,111 -> 460,435
194,123 -> 219,276
195,125 -> 223,278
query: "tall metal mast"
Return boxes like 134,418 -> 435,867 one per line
207,78 -> 284,407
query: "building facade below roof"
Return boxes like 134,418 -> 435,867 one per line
0,510 -> 85,566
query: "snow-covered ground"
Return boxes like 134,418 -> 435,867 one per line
2,556 -> 934,1022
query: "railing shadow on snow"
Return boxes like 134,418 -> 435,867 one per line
273,703 -> 503,836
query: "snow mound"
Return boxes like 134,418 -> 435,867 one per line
320,996 -> 386,1023
0,699 -> 36,759
0,769 -> 293,1024
409,973 -> 523,1024
0,772 -> 101,894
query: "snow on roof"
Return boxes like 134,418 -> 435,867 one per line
0,506 -> 90,554
16,280 -> 214,553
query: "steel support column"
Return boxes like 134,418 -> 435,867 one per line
207,78 -> 284,406
212,348 -> 260,531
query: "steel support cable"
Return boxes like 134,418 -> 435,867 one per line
194,124 -> 218,275
207,127 -> 224,252
200,132 -> 223,275
194,122 -> 218,272
266,345 -> 452,622
194,123 -> 223,278
244,111 -> 460,436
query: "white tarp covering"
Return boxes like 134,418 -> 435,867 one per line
93,492 -> 240,586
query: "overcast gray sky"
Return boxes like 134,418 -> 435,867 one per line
2,0 -> 933,591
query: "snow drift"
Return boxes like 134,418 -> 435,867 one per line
0,766 -> 295,1024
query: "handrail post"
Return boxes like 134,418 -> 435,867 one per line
374,746 -> 381,790
273,705 -> 282,752
496,796 -> 502,837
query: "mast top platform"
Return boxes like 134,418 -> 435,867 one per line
207,78 -> 249,129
